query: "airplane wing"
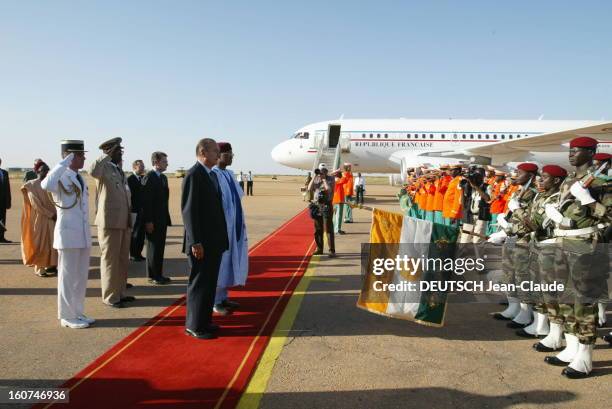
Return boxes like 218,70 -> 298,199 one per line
465,121 -> 612,157
388,122 -> 612,170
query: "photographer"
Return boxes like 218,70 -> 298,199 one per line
458,166 -> 491,243
307,164 -> 336,257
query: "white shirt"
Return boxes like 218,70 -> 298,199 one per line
354,176 -> 365,188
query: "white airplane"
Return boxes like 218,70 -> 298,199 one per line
271,118 -> 612,173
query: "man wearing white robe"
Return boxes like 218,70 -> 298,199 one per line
212,142 -> 248,315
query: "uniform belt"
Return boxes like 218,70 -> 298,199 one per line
554,224 -> 606,237
538,238 -> 557,244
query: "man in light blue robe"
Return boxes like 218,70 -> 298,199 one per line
212,142 -> 248,315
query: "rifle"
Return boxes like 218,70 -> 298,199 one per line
0,220 -> 5,233
503,176 -> 532,222
541,161 -> 608,229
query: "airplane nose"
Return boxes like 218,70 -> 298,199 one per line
271,142 -> 287,164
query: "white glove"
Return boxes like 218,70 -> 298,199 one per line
544,204 -> 563,223
487,230 -> 507,244
60,153 -> 74,167
569,181 -> 595,205
497,215 -> 509,229
507,198 -> 520,211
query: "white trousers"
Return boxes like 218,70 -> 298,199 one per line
57,248 -> 90,320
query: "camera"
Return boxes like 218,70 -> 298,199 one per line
462,166 -> 483,186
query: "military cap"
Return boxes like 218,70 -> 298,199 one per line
542,165 -> 567,178
318,163 -> 327,170
217,142 -> 232,153
98,137 -> 123,153
593,152 -> 612,161
517,162 -> 538,173
569,136 -> 598,149
61,140 -> 87,155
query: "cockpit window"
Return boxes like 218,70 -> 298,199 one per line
292,132 -> 309,139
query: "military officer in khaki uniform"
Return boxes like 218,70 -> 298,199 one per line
542,136 -> 611,378
90,137 -> 133,308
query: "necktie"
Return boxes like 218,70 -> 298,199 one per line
209,170 -> 220,194
76,173 -> 85,191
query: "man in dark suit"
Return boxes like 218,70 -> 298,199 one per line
142,152 -> 172,285
127,159 -> 146,261
182,138 -> 228,340
0,158 -> 12,243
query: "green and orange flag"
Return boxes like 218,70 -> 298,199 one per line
357,208 -> 459,327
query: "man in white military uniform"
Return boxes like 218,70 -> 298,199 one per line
42,140 -> 94,329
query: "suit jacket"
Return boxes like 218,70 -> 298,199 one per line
90,155 -> 131,229
181,162 -> 228,254
127,173 -> 144,213
0,168 -> 11,209
41,164 -> 91,249
142,170 -> 171,227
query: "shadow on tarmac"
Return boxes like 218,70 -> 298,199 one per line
0,379 -> 578,409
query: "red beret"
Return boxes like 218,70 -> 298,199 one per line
217,142 -> 232,153
569,137 -> 598,149
542,165 -> 567,178
33,159 -> 46,173
517,162 -> 538,173
593,152 -> 612,161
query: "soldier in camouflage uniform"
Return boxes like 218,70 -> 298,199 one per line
489,163 -> 538,327
516,165 -> 567,339
541,137 -> 611,379
592,153 -> 611,329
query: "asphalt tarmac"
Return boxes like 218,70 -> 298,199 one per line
0,175 -> 610,409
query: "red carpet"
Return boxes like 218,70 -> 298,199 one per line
37,209 -> 314,409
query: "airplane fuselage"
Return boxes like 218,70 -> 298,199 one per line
271,119 -> 612,172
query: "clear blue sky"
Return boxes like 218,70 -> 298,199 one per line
1,0 -> 611,173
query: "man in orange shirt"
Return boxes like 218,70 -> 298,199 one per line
424,173 -> 436,222
332,169 -> 349,235
487,170 -> 508,235
442,165 -> 463,225
342,163 -> 354,224
433,166 -> 451,224
414,176 -> 426,219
